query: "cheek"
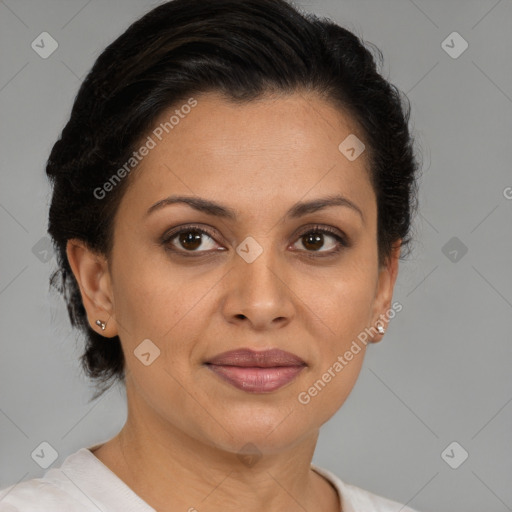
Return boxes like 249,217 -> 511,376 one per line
294,280 -> 372,426
301,350 -> 365,429
299,264 -> 377,345
326,282 -> 375,340
111,251 -> 217,352
306,261 -> 378,414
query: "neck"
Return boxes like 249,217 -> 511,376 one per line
92,384 -> 340,512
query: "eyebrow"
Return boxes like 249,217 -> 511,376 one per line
146,194 -> 364,223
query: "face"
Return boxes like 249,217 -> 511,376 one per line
68,91 -> 399,455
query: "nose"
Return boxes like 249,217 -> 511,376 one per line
221,242 -> 295,331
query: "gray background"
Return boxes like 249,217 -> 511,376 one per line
1,1 -> 511,511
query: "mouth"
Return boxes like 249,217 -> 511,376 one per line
204,348 -> 307,393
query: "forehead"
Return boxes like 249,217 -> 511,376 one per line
118,91 -> 375,223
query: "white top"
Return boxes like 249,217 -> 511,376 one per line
0,443 -> 420,512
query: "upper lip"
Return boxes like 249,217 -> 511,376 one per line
205,348 -> 306,367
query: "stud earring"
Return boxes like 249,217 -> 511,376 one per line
95,319 -> 106,331
376,323 -> 385,335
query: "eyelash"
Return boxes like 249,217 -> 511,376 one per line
161,223 -> 349,258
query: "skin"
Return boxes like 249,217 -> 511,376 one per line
67,91 -> 401,512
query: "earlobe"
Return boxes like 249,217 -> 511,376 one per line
66,239 -> 116,337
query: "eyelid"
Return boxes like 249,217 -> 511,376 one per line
293,223 -> 346,242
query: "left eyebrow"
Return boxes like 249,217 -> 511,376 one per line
286,195 -> 364,223
146,194 -> 364,224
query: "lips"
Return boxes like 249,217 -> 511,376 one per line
206,348 -> 306,367
204,348 -> 306,393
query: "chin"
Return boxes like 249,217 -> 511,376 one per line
200,409 -> 312,456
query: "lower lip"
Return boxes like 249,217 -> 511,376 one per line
206,364 -> 305,393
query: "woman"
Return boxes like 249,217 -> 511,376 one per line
0,0 -> 421,510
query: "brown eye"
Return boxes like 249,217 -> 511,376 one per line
292,226 -> 348,255
163,226 -> 221,254
177,230 -> 204,251
301,232 -> 325,251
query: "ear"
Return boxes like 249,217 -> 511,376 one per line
66,239 -> 117,338
369,241 -> 402,343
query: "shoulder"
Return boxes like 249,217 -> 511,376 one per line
311,463 -> 422,512
339,480 -> 421,512
0,447 -> 103,512
0,478 -> 90,512
0,444 -> 156,512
